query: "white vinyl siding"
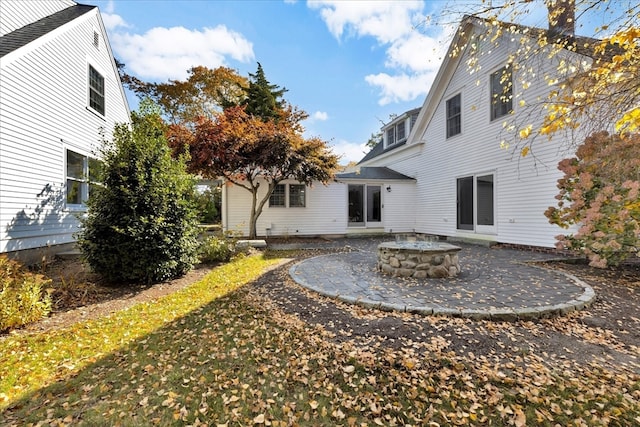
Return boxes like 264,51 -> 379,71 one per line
361,22 -> 585,248
0,7 -> 129,253
224,180 -> 346,237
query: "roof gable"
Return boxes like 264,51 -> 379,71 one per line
358,15 -> 601,166
0,4 -> 95,58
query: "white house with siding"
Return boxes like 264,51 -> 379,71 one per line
0,0 -> 130,261
223,12 -> 592,249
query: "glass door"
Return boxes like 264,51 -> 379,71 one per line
348,184 -> 382,227
456,174 -> 495,234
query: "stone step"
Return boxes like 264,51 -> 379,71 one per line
56,250 -> 82,260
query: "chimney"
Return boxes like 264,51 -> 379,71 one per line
546,0 -> 575,38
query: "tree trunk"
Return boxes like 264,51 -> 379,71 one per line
249,188 -> 258,239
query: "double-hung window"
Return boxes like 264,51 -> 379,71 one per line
490,66 -> 513,120
446,93 -> 461,138
396,122 -> 405,142
269,184 -> 286,207
269,184 -> 307,208
89,65 -> 105,115
66,149 -> 102,207
289,184 -> 306,207
386,127 -> 395,146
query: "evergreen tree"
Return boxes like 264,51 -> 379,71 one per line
241,62 -> 287,121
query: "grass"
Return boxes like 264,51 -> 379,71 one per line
1,253 -> 639,426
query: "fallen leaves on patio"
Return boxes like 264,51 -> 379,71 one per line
1,251 -> 639,425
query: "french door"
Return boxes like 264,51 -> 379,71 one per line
348,184 -> 382,227
456,173 -> 495,234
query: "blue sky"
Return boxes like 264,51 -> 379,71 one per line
83,0 -> 617,163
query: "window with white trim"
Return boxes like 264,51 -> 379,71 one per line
446,93 -> 461,138
395,122 -> 405,142
386,127 -> 395,146
269,184 -> 286,207
66,149 -> 102,207
490,66 -> 512,120
269,184 -> 307,208
89,65 -> 105,115
289,184 -> 306,207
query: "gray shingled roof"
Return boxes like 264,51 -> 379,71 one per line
0,4 -> 95,58
336,167 -> 414,181
357,140 -> 406,164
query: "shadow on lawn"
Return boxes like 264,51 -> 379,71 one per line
3,289 -> 331,425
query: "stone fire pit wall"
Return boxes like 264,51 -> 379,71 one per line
377,242 -> 462,278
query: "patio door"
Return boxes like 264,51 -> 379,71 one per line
348,184 -> 382,227
456,173 -> 495,234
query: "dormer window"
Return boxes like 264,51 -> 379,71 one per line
385,120 -> 408,148
396,122 -> 405,142
386,127 -> 395,146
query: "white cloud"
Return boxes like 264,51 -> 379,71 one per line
101,13 -> 129,31
311,111 -> 329,121
330,139 -> 369,164
308,0 -> 423,43
309,1 -> 454,106
100,0 -> 129,31
111,25 -> 255,81
365,70 -> 438,106
385,30 -> 448,72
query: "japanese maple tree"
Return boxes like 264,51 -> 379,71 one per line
168,64 -> 339,238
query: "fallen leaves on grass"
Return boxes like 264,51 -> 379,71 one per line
1,250 -> 639,425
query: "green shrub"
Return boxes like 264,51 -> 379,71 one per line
198,236 -> 235,263
0,256 -> 52,331
77,100 -> 200,284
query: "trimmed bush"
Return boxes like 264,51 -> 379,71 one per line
0,256 -> 52,331
198,236 -> 235,263
78,101 -> 200,284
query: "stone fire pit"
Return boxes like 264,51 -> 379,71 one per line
377,241 -> 462,278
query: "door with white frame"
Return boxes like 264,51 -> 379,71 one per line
456,173 -> 495,234
348,184 -> 382,228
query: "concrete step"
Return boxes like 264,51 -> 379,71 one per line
56,250 -> 82,260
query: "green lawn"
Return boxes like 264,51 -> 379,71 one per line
1,254 -> 638,426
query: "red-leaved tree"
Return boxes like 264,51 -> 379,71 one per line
168,105 -> 339,238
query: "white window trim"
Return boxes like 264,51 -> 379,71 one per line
456,171 -> 497,235
65,148 -> 102,211
489,65 -> 513,122
87,61 -> 106,118
268,183 -> 307,208
446,92 -> 462,139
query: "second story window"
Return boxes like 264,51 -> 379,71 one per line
386,127 -> 395,146
490,66 -> 512,121
446,93 -> 461,138
89,65 -> 105,115
396,122 -> 406,142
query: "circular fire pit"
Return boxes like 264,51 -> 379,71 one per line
377,241 -> 462,278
